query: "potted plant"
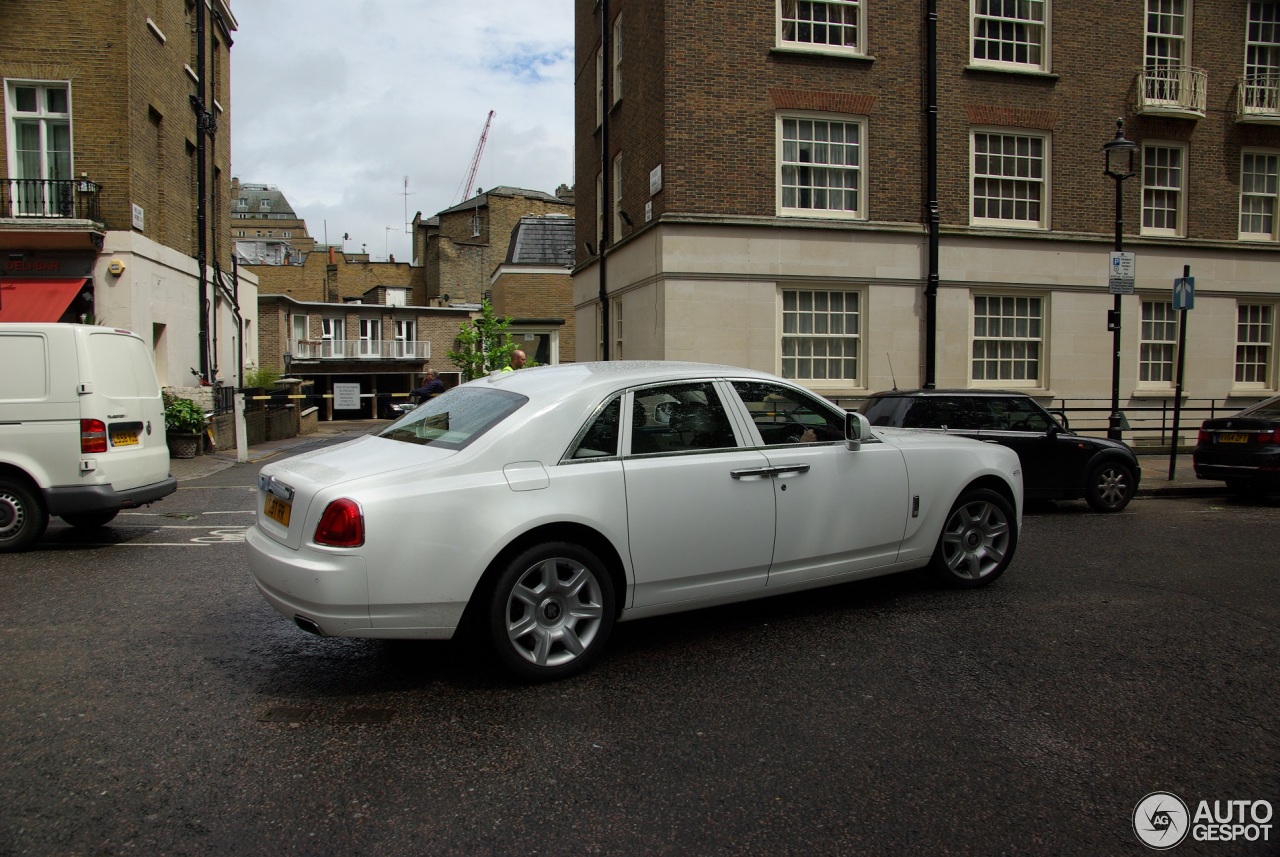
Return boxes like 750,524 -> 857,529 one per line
164,392 -> 208,459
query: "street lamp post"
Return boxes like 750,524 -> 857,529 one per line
1102,118 -> 1138,442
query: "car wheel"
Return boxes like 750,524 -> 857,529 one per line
1085,461 -> 1136,513
61,509 -> 120,529
0,478 -> 49,554
929,488 -> 1016,588
486,542 -> 616,681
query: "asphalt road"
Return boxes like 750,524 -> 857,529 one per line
1,443 -> 1277,856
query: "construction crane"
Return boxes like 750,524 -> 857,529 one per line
456,110 -> 495,203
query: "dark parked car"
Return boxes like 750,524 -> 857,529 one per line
861,389 -> 1140,512
1193,395 -> 1280,494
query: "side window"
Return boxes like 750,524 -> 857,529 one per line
630,383 -> 736,454
569,395 -> 621,459
992,397 -> 1052,431
732,380 -> 845,445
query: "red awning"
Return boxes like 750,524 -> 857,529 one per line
0,278 -> 87,323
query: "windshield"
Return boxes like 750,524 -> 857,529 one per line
377,387 -> 527,449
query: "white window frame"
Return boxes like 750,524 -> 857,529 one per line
358,318 -> 382,357
596,171 -> 604,247
777,0 -> 866,57
1240,148 -> 1280,240
1235,303 -> 1275,389
780,287 -> 862,384
613,299 -> 623,360
970,0 -> 1049,72
1152,0 -> 1187,104
971,294 -> 1044,387
612,153 -> 624,241
1139,300 -> 1177,387
612,15 -> 622,105
595,48 -> 604,129
509,326 -> 560,365
290,314 -> 309,351
5,80 -> 73,217
970,129 -> 1049,229
321,317 -> 344,358
777,112 -> 867,220
394,319 -> 416,357
1244,2 -> 1280,112
1141,142 -> 1186,237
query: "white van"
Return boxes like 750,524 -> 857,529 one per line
0,323 -> 176,552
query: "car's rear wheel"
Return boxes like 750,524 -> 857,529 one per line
61,509 -> 120,529
486,542 -> 615,681
929,489 -> 1016,588
0,478 -> 48,554
1085,460 -> 1136,512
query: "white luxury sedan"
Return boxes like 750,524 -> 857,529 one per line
246,362 -> 1023,681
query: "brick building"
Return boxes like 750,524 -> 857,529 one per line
576,0 -> 1280,438
491,213 -> 578,363
0,0 -> 256,388
415,185 -> 575,306
231,178 -> 316,264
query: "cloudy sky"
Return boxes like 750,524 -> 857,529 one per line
229,1 -> 575,264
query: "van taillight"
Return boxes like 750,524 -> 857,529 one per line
314,499 -> 364,547
81,419 -> 108,453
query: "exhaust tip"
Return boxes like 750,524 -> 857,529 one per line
294,615 -> 323,636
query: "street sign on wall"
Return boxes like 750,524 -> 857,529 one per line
333,383 -> 361,410
1108,251 -> 1135,294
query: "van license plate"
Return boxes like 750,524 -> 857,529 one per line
111,431 -> 139,447
1219,433 -> 1248,444
264,495 -> 292,527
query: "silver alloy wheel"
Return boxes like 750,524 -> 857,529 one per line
0,490 -> 25,541
1093,465 -> 1130,509
939,497 -> 1012,580
504,556 -> 606,668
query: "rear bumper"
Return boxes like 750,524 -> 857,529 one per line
1194,463 -> 1280,485
44,476 -> 177,515
245,525 -> 374,636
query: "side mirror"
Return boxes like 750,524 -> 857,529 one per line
845,411 -> 871,451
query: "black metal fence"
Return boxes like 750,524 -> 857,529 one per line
0,178 -> 102,222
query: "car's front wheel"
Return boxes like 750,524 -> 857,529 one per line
0,478 -> 49,554
929,488 -> 1016,588
61,509 -> 120,529
486,542 -> 616,681
1085,460 -> 1136,512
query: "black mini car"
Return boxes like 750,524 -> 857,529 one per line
1193,395 -> 1280,494
861,389 -> 1141,512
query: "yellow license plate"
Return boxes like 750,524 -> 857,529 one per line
264,495 -> 292,527
111,431 -> 139,447
1219,433 -> 1249,443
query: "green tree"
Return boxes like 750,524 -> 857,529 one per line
447,300 -> 520,381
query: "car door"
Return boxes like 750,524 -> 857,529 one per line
622,381 -> 776,608
977,396 -> 1076,494
729,380 -> 910,587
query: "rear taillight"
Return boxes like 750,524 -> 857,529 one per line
1257,431 -> 1277,444
81,419 -> 108,453
314,499 -> 364,547
1198,429 -> 1209,445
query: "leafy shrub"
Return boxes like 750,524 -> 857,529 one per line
163,392 -> 208,434
243,365 -> 281,389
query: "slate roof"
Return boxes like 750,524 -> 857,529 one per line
435,186 -> 565,217
505,215 -> 576,266
234,183 -> 299,218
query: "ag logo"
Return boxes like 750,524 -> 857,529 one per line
1134,792 -> 1190,849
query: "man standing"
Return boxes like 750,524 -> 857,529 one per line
411,370 -> 445,402
502,350 -> 527,372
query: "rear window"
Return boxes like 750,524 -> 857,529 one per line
87,332 -> 160,399
377,387 -> 526,449
1241,396 -> 1280,420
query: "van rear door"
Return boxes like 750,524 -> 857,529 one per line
80,329 -> 171,491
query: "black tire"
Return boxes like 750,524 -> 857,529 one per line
929,488 -> 1017,588
1085,460 -> 1136,513
61,509 -> 120,529
0,478 -> 49,554
485,542 -> 616,682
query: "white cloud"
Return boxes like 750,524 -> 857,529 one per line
229,0 -> 574,263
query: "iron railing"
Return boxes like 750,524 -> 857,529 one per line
0,178 -> 102,221
291,340 -> 431,360
1238,73 -> 1280,120
1137,66 -> 1208,116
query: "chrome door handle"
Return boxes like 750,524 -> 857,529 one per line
730,467 -> 775,479
770,464 -> 811,475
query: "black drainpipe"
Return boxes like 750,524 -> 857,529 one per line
923,0 -> 939,389
191,0 -> 211,382
598,0 -> 611,360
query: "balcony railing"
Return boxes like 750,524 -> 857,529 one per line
0,178 -> 102,221
1137,66 -> 1207,117
1238,74 -> 1280,123
292,340 -> 431,360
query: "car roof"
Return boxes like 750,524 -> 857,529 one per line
867,389 -> 1038,398
472,361 -> 786,404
